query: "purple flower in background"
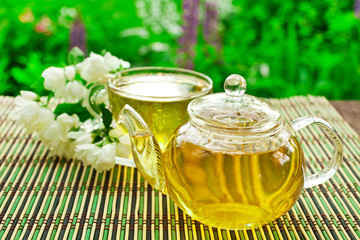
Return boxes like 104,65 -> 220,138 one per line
69,16 -> 87,57
177,0 -> 200,69
355,0 -> 360,18
204,1 -> 221,54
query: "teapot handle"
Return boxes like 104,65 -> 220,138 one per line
291,116 -> 343,188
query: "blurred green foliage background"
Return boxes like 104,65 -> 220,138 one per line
1,0 -> 359,99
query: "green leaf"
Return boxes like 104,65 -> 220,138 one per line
68,47 -> 85,65
93,134 -> 103,143
54,102 -> 93,122
100,104 -> 113,129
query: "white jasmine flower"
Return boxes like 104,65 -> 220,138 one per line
76,52 -> 130,84
40,120 -> 76,158
109,123 -> 132,158
104,52 -> 131,70
108,127 -> 123,138
76,52 -> 110,83
80,119 -> 102,132
73,144 -> 94,163
85,147 -> 101,166
51,141 -> 76,159
64,66 -> 76,80
121,60 -> 130,69
12,50 -> 132,171
10,96 -> 55,134
10,97 -> 38,122
74,142 -> 116,172
63,81 -> 88,103
20,91 -> 38,101
10,97 -> 40,134
95,144 -> 116,172
33,108 -> 56,133
67,131 -> 93,145
10,97 -> 77,159
42,67 -> 66,95
56,113 -> 80,131
115,135 -> 132,159
38,113 -> 79,157
39,120 -> 63,142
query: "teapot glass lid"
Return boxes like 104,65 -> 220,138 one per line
188,74 -> 281,133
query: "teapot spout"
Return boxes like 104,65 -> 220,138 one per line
119,104 -> 167,193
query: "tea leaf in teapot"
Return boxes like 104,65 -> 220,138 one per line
213,114 -> 256,127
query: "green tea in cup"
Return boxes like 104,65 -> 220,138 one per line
107,67 -> 213,150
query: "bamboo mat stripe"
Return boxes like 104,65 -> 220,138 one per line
0,95 -> 360,240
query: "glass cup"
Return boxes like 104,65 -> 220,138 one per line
89,67 -> 213,152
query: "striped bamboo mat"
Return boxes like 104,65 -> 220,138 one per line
0,95 -> 359,240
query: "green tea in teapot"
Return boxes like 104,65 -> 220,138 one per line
108,69 -> 212,150
120,73 -> 342,230
163,135 -> 305,229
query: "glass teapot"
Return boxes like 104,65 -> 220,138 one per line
119,74 -> 343,230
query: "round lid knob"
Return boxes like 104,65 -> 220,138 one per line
224,74 -> 247,97
188,74 -> 281,133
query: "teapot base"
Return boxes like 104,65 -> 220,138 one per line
187,203 -> 283,230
